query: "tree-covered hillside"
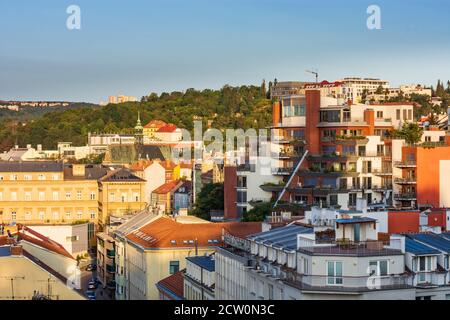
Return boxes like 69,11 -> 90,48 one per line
0,85 -> 272,151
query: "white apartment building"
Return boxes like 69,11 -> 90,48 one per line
184,255 -> 215,300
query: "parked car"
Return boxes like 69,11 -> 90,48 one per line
86,291 -> 96,300
86,264 -> 97,271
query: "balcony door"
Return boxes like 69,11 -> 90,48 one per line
327,261 -> 343,285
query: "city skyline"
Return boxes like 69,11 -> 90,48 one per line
1,0 -> 450,102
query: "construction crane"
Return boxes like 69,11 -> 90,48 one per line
305,69 -> 319,83
0,276 -> 25,300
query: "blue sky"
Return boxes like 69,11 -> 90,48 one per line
1,0 -> 450,102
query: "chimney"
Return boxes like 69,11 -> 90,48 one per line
10,245 -> 23,256
72,164 -> 86,177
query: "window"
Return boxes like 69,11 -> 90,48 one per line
77,191 -> 82,200
39,191 -> 45,201
169,261 -> 180,274
90,211 -> 96,219
293,104 -> 305,116
10,175 -> 18,181
369,260 -> 388,276
52,212 -> 59,220
425,136 -> 431,142
109,193 -> 115,202
38,174 -> 46,181
408,109 -> 412,120
376,111 -> 383,119
24,175 -> 31,181
121,193 -> 127,203
327,261 -> 343,285
11,211 -> 17,221
24,211 -> 31,220
0,176 -> 3,180
133,193 -> 139,202
52,191 -> 59,201
39,211 -> 45,221
65,192 -> 71,200
0,192 -> 2,201
25,192 -> 32,201
52,174 -> 59,181
396,109 -> 400,120
66,212 -> 71,220
77,211 -> 83,219
90,192 -> 96,200
11,192 -> 17,201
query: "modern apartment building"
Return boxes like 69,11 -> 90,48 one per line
215,214 -> 450,300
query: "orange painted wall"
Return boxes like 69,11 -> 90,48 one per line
363,109 -> 375,136
427,210 -> 446,230
416,146 -> 450,208
272,101 -> 281,127
388,211 -> 420,234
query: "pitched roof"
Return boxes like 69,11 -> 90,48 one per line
99,168 -> 145,182
126,216 -> 261,249
156,123 -> 178,133
140,145 -> 167,161
407,233 -> 450,253
129,159 -> 153,171
156,270 -> 184,300
248,224 -> 313,252
186,255 -> 215,272
0,161 -> 63,173
17,225 -> 74,259
63,165 -> 109,180
144,120 -> 167,129
405,238 -> 440,255
153,180 -> 183,194
159,160 -> 177,170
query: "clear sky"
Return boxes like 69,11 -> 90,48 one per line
1,0 -> 450,103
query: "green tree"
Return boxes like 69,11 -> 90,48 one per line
242,202 -> 272,222
189,183 -> 224,221
390,123 -> 423,145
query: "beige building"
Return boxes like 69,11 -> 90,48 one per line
116,215 -> 261,300
98,168 -> 146,228
0,163 -> 100,226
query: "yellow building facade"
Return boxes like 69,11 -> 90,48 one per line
0,163 -> 99,225
98,168 -> 146,228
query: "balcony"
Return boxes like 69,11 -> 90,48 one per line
272,167 -> 294,176
106,280 -> 117,290
285,274 -> 413,293
372,185 -> 393,192
372,168 -> 393,176
260,183 -> 285,192
394,177 -> 417,185
106,249 -> 116,259
271,151 -> 299,159
106,263 -> 116,274
394,193 -> 417,201
297,240 -> 403,257
394,161 -> 416,168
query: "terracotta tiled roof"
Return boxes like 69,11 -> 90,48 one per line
157,124 -> 178,133
144,120 -> 167,129
17,225 -> 74,259
153,180 -> 182,194
126,215 -> 261,249
159,160 -> 177,170
130,159 -> 153,171
179,162 -> 193,169
156,270 -> 185,300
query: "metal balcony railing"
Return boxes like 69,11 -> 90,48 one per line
394,177 -> 416,184
394,161 -> 417,168
394,193 -> 417,200
286,274 -> 413,292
